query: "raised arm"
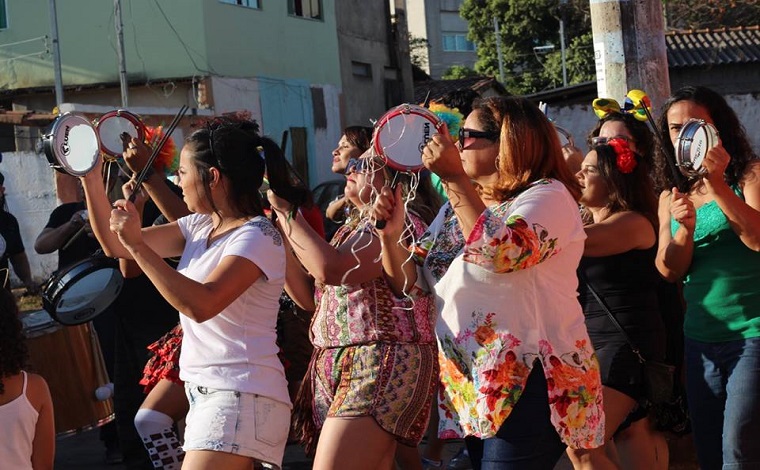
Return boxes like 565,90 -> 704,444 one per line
582,211 -> 656,257
34,209 -> 88,254
655,189 -> 695,281
283,236 -> 316,312
269,191 -> 381,286
374,185 -> 421,297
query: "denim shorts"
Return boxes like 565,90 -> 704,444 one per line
183,383 -> 291,468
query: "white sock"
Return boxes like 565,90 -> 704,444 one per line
134,408 -> 185,470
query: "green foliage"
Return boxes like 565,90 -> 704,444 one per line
460,0 -> 592,95
663,0 -> 760,29
442,65 -> 479,79
409,35 -> 430,69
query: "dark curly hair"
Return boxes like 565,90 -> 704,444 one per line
653,86 -> 759,193
343,126 -> 373,153
0,289 -> 28,395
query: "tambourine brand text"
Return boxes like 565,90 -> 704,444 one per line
418,122 -> 431,153
61,125 -> 71,156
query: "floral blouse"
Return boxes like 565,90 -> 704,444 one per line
416,179 -> 605,449
311,212 -> 436,349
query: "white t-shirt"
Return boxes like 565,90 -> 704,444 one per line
176,213 -> 289,405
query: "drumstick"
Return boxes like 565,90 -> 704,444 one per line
128,104 -> 188,202
61,226 -> 86,251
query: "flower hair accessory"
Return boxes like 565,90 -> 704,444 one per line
144,125 -> 179,174
607,138 -> 638,174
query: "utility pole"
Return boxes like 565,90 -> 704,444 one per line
493,17 -> 505,84
558,0 -> 568,87
590,0 -> 670,109
114,0 -> 129,107
48,0 -> 64,106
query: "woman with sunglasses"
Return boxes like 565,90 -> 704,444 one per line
79,121 -> 307,470
571,138 -> 667,470
654,86 -> 760,470
268,149 -> 441,470
374,96 -> 613,469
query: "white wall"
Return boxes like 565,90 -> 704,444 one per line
2,151 -> 60,286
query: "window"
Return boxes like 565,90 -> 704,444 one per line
218,0 -> 260,8
442,34 -> 475,52
288,0 -> 321,20
351,61 -> 372,78
0,0 -> 7,29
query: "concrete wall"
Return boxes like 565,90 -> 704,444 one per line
2,152 -> 59,286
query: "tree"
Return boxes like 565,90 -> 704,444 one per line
409,35 -> 430,70
461,0 -> 759,95
442,65 -> 479,79
461,0 -> 593,94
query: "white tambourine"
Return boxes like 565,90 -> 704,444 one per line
42,113 -> 101,176
373,104 -> 443,172
675,119 -> 719,178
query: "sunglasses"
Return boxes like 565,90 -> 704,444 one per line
590,135 -> 635,147
458,128 -> 500,150
344,158 -> 372,175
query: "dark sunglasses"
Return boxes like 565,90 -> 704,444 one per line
458,128 -> 499,149
590,135 -> 635,147
344,158 -> 371,175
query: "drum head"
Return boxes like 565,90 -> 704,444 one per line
43,114 -> 100,176
96,110 -> 144,158
676,119 -> 718,177
373,104 -> 442,172
43,257 -> 124,326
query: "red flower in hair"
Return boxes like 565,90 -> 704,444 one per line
607,138 -> 637,174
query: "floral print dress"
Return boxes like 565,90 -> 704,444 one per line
415,179 -> 605,449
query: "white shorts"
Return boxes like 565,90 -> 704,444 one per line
183,383 -> 291,469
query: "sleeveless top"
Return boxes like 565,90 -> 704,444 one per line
0,371 -> 38,470
670,187 -> 760,342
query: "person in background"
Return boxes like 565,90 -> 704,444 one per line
0,288 -> 54,470
270,149 -> 441,470
374,96 -> 614,469
34,180 -> 124,465
0,171 -> 36,293
572,139 -> 667,469
324,126 -> 373,235
654,85 -> 760,470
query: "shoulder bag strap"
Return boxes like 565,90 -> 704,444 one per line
580,273 -> 646,364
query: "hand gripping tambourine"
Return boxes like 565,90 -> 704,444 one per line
675,119 -> 719,178
373,103 -> 444,172
42,113 -> 101,176
95,109 -> 145,159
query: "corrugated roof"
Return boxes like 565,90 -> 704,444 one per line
666,25 -> 760,67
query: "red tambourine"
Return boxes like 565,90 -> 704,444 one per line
373,104 -> 443,172
96,109 -> 145,158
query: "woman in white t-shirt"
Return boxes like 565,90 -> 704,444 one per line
80,121 -> 307,470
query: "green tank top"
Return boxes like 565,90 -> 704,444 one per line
670,188 -> 760,342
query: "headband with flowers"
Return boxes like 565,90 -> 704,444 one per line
592,89 -> 652,122
605,137 -> 638,174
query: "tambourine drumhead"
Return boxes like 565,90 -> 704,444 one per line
675,119 -> 719,178
42,256 -> 124,326
555,125 -> 574,148
96,110 -> 145,158
373,104 -> 442,172
42,113 -> 100,176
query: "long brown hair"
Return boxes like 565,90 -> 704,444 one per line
475,96 -> 581,201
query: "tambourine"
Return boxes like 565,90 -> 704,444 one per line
42,113 -> 101,176
96,109 -> 145,158
675,119 -> 719,178
373,104 -> 443,172
42,255 -> 124,326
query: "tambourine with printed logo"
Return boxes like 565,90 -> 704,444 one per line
675,119 -> 719,178
42,113 -> 101,176
373,104 -> 444,172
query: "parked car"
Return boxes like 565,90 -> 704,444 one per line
311,178 -> 346,241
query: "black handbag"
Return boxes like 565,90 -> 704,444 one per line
583,277 -> 676,405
